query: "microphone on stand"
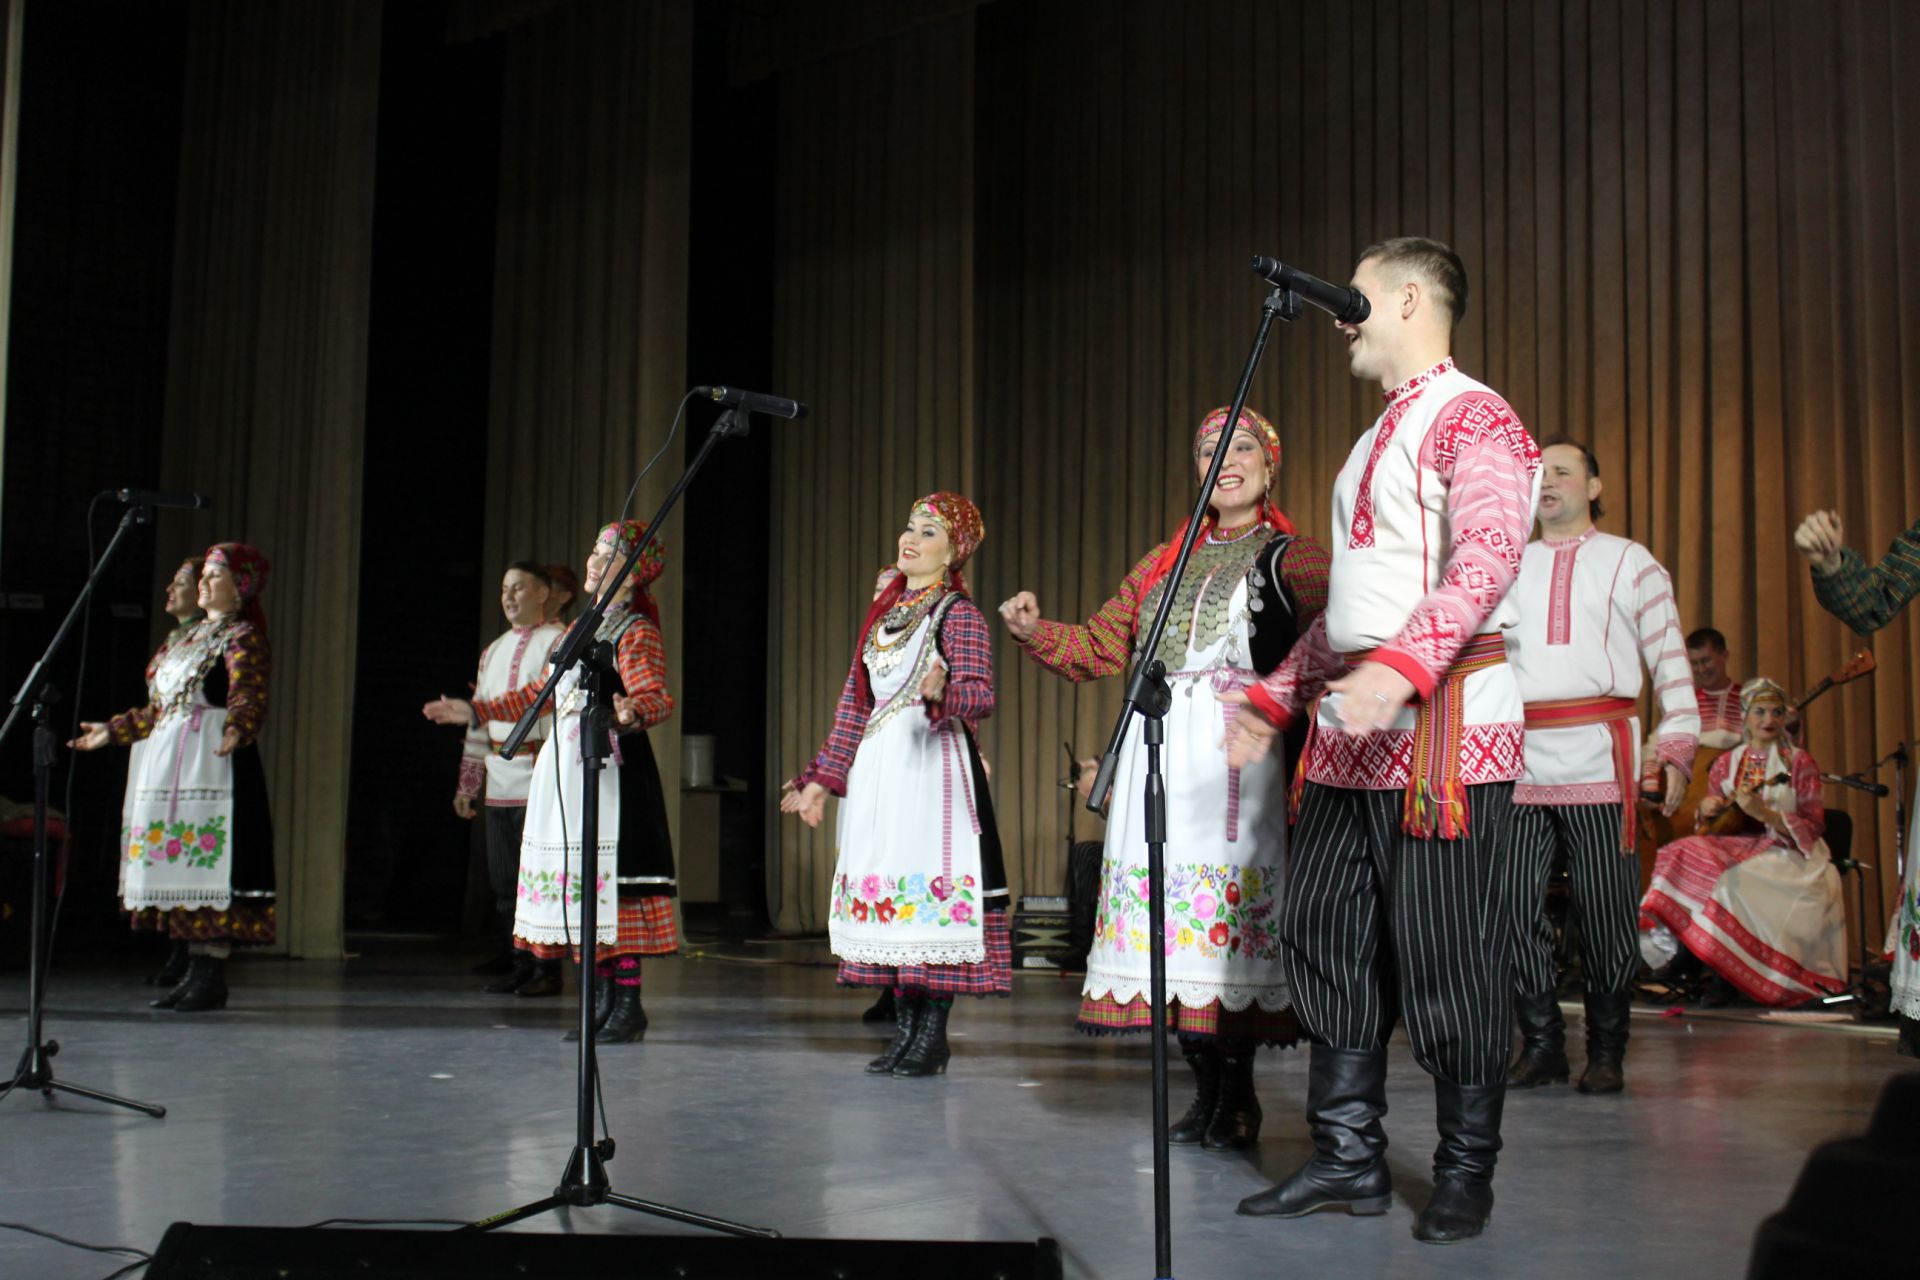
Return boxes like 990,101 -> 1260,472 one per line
115,489 -> 212,510
1250,257 -> 1372,324
692,386 -> 810,421
1823,772 -> 1891,798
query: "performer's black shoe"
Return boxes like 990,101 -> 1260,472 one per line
1576,990 -> 1631,1094
1237,1046 -> 1391,1218
147,940 -> 189,987
562,976 -> 617,1041
893,1000 -> 951,1077
1413,1079 -> 1503,1243
1168,1044 -> 1221,1144
861,987 -> 897,1024
150,960 -> 198,1009
867,993 -> 919,1074
594,987 -> 648,1044
1203,1049 -> 1262,1151
172,956 -> 229,1013
514,959 -> 564,998
483,948 -> 536,994
1506,990 -> 1570,1087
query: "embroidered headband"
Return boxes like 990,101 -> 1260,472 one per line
909,492 -> 985,569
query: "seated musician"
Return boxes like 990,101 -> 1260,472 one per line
1639,678 -> 1845,1006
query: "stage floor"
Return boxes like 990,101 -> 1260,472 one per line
2,937 -> 1911,1278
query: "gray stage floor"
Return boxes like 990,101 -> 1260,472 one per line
2,938 -> 1912,1279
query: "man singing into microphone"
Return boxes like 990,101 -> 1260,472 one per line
1225,237 -> 1540,1243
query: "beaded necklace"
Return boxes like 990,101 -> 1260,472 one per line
866,582 -> 946,680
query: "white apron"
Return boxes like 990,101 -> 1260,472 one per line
121,625 -> 239,912
515,661 -> 621,947
1083,572 -> 1292,1012
828,599 -> 989,967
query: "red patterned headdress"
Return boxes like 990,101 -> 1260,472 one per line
909,491 -> 985,590
205,542 -> 271,634
1140,407 -> 1296,601
595,520 -> 667,625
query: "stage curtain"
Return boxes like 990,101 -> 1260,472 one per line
0,0 -> 20,535
151,0 -> 383,959
478,0 -> 693,859
763,0 -> 1918,959
766,12 -> 977,932
968,0 -> 1920,957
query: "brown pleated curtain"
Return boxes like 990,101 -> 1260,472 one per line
767,12 -> 978,932
152,0 -> 384,959
769,0 -> 1920,959
478,0 -> 693,860
0,0 -> 19,506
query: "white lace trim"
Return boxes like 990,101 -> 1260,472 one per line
1082,968 -> 1291,1012
1892,982 -> 1920,1020
517,921 -> 617,945
123,890 -> 232,909
833,937 -> 987,967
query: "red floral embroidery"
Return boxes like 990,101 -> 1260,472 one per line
1348,357 -> 1456,548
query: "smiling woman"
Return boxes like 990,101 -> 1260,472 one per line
1000,406 -> 1330,1152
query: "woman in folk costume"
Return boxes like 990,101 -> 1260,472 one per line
1000,406 -> 1331,1151
126,558 -> 205,990
72,544 -> 276,1013
1640,678 -> 1846,1006
782,492 -> 1005,1079
433,520 -> 678,1044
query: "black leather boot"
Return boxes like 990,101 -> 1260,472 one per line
562,976 -> 617,1042
861,987 -> 897,1024
1204,1047 -> 1262,1151
149,964 -> 194,1009
515,958 -> 564,998
594,986 -> 648,1044
1237,1046 -> 1392,1218
892,999 -> 952,1077
1414,1079 -> 1504,1243
1507,990 -> 1569,1087
1577,990 -> 1631,1094
1168,1043 -> 1221,1145
147,940 -> 189,987
483,948 -> 536,995
171,956 -> 229,1012
867,993 -> 919,1074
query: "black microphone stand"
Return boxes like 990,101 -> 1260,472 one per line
1086,283 -> 1300,1280
461,406 -> 774,1238
2,503 -> 167,1118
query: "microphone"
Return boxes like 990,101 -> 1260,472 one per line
693,386 -> 809,421
1823,772 -> 1891,798
1250,257 -> 1371,324
115,489 -> 212,510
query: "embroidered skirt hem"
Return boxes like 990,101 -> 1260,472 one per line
1074,993 -> 1303,1045
128,902 -> 276,946
519,894 -> 679,962
836,908 -> 1011,996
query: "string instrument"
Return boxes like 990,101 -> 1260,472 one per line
1636,649 -> 1875,882
1698,771 -> 1791,837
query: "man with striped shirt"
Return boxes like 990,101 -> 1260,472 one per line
1225,237 -> 1541,1244
1502,440 -> 1698,1095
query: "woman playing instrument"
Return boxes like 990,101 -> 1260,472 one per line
427,520 -> 679,1044
72,544 -> 276,1012
783,493 -> 1004,1079
1639,678 -> 1846,1006
999,407 -> 1329,1151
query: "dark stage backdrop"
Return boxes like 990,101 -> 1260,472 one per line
760,0 -> 1920,962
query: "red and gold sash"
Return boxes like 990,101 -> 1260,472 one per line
1523,695 -> 1636,851
1290,633 -> 1509,840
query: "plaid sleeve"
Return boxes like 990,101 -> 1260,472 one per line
1017,544 -> 1161,682
108,701 -> 159,745
615,612 -> 673,730
794,651 -> 873,797
1247,612 -> 1345,726
219,624 -> 271,747
927,596 -> 995,729
1812,516 -> 1920,635
1277,533 -> 1331,628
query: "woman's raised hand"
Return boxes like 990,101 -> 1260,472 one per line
68,722 -> 110,752
779,780 -> 829,828
998,591 -> 1040,643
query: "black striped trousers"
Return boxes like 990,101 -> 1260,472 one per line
1504,801 -> 1641,998
1282,781 -> 1518,1087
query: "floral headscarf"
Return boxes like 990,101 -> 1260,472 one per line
909,491 -> 985,586
205,542 -> 270,634
1141,406 -> 1297,601
1740,677 -> 1788,716
595,519 -> 667,625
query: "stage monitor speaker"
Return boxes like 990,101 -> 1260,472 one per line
147,1223 -> 1064,1280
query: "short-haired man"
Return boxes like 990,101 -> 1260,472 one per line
1226,237 -> 1540,1243
1687,627 -> 1742,749
1502,439 -> 1698,1095
427,562 -> 565,995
